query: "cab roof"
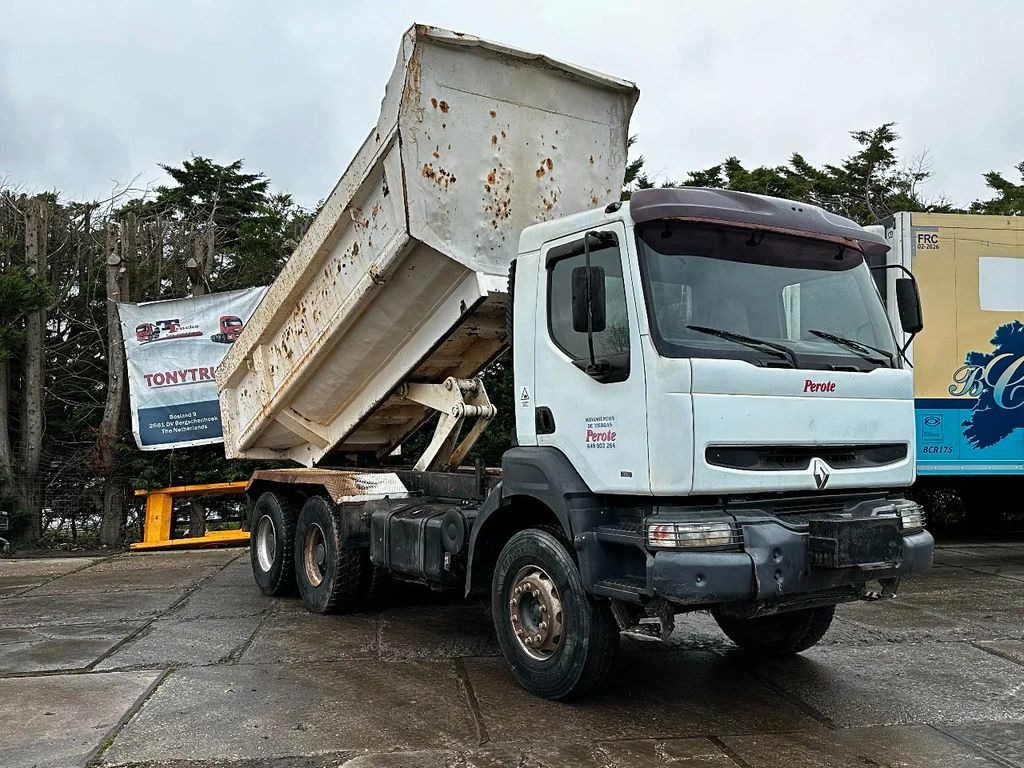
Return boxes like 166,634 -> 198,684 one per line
629,187 -> 888,255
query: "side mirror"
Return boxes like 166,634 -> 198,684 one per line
895,277 -> 923,334
571,265 -> 606,333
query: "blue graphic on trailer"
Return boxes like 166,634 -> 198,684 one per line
915,321 -> 1024,475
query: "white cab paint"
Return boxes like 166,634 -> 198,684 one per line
513,212 -> 915,496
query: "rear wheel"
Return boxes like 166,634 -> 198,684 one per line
492,528 -> 618,700
294,495 -> 375,613
715,605 -> 836,655
250,491 -> 296,596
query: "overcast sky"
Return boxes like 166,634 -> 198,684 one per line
2,1 -> 1021,210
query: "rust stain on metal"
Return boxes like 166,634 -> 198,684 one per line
422,163 -> 457,190
350,207 -> 370,230
483,163 -> 513,228
591,195 -> 599,205
439,100 -> 449,113
535,167 -> 545,178
490,135 -> 498,145
248,469 -> 386,504
489,110 -> 497,118
406,48 -> 423,121
430,97 -> 438,109
545,158 -> 553,170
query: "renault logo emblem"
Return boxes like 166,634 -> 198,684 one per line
811,458 -> 830,490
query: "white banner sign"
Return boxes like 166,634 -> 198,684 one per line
118,287 -> 267,450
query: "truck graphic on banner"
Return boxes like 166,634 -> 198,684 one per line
211,315 -> 244,343
133,318 -> 205,344
118,287 -> 267,450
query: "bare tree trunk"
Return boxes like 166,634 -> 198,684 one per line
187,226 -> 215,296
0,197 -> 12,486
19,197 -> 47,542
0,358 -> 12,488
100,482 -> 126,545
96,221 -> 130,548
188,499 -> 206,537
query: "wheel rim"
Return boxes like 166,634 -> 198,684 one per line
508,565 -> 564,661
302,522 -> 327,587
254,515 -> 276,572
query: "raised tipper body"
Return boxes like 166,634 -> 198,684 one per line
216,25 -> 637,466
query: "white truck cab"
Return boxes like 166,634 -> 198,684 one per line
514,189 -> 916,497
454,187 -> 933,697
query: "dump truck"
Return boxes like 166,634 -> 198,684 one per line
876,213 -> 1024,517
216,25 -> 934,699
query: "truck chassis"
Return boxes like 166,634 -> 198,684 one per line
244,446 -> 932,699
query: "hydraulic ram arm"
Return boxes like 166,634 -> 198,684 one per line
398,377 -> 496,472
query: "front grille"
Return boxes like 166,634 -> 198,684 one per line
774,499 -> 847,517
706,443 -> 907,471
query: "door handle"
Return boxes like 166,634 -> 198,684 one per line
535,407 -> 556,435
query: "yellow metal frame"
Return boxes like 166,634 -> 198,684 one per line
131,481 -> 250,551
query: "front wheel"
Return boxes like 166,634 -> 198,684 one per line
492,528 -> 618,700
715,605 -> 836,656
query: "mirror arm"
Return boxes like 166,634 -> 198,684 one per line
870,263 -> 920,368
581,230 -> 617,378
899,332 -> 916,366
869,262 -> 916,280
583,231 -> 598,372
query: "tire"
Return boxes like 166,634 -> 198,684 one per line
715,605 -> 836,656
491,528 -> 618,700
294,495 -> 373,613
250,491 -> 297,596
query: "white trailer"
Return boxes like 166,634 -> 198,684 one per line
219,25 -> 933,700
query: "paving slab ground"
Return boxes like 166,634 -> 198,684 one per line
0,670 -> 162,768
0,543 -> 1021,767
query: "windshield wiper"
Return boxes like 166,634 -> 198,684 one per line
807,329 -> 894,366
686,325 -> 798,367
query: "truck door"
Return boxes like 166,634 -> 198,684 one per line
533,223 -> 650,494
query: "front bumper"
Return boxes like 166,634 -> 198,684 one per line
647,522 -> 933,609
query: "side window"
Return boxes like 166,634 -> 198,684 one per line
547,241 -> 630,362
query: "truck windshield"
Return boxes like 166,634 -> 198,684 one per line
636,221 -> 897,369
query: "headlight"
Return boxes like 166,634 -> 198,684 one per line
646,520 -> 742,550
893,500 -> 926,531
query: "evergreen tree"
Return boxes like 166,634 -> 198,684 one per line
972,162 -> 1024,215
